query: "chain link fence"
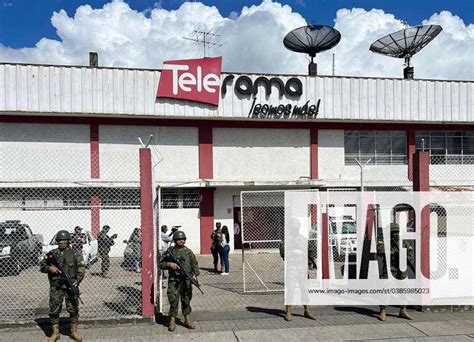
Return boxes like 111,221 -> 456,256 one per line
240,190 -> 319,293
428,155 -> 474,307
0,147 -> 147,324
241,191 -> 285,293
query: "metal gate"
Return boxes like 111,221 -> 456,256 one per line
240,190 -> 319,293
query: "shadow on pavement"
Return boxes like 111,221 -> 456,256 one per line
199,267 -> 220,273
35,317 -> 72,339
334,306 -> 379,318
246,306 -> 286,318
104,286 -> 141,316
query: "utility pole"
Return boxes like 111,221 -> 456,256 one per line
183,30 -> 222,58
355,158 -> 372,192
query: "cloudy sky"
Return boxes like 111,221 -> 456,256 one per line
0,0 -> 473,80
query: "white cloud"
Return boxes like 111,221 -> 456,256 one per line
0,1 -> 472,80
326,8 -> 474,80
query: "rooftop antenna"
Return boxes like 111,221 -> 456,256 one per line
369,24 -> 443,79
283,24 -> 341,76
183,29 -> 223,58
332,53 -> 335,76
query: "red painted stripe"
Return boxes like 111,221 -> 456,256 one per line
1,115 -> 472,131
413,151 -> 430,283
139,148 -> 155,317
199,126 -> 213,179
90,123 -> 100,179
407,129 -> 415,181
310,128 -> 318,180
321,211 -> 329,280
90,195 -> 100,238
199,188 -> 214,255
413,151 -> 430,191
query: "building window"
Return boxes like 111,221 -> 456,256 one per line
415,131 -> 474,164
0,188 -> 141,210
161,188 -> 200,209
344,131 -> 407,165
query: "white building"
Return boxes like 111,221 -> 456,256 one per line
0,60 -> 473,255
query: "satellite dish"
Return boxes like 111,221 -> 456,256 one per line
369,25 -> 443,79
284,24 -> 341,76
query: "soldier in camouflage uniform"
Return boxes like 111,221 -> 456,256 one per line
279,217 -> 317,322
160,231 -> 200,332
97,225 -> 117,278
377,222 -> 414,321
40,230 -> 85,342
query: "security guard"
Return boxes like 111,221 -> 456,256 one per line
160,231 -> 200,332
377,222 -> 414,321
40,230 -> 85,342
97,225 -> 117,278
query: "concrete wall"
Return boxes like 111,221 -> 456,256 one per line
318,129 -> 408,186
159,208 -> 200,252
213,128 -> 310,181
99,125 -> 199,182
318,129 -> 473,187
0,122 -> 90,181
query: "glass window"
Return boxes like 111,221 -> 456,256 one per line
344,131 -> 407,165
415,131 -> 474,164
161,188 -> 200,209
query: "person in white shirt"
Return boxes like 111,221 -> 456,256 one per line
234,222 -> 240,236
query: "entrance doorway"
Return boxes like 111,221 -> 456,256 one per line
233,206 -> 242,249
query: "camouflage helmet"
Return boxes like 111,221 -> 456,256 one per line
173,230 -> 186,241
56,230 -> 71,241
390,222 -> 400,231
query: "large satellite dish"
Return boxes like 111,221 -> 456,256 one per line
284,24 -> 341,76
369,25 -> 443,79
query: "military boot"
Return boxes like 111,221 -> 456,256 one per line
303,305 -> 316,320
184,314 -> 195,329
70,323 -> 82,342
48,324 -> 60,342
378,308 -> 387,321
284,305 -> 292,321
168,317 -> 176,332
399,308 -> 414,320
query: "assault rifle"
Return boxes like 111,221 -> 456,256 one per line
170,226 -> 181,234
164,248 -> 204,294
45,251 -> 83,304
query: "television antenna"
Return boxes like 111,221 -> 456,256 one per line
183,29 -> 223,58
369,24 -> 443,79
283,24 -> 341,76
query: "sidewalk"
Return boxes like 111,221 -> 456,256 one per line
1,309 -> 473,341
